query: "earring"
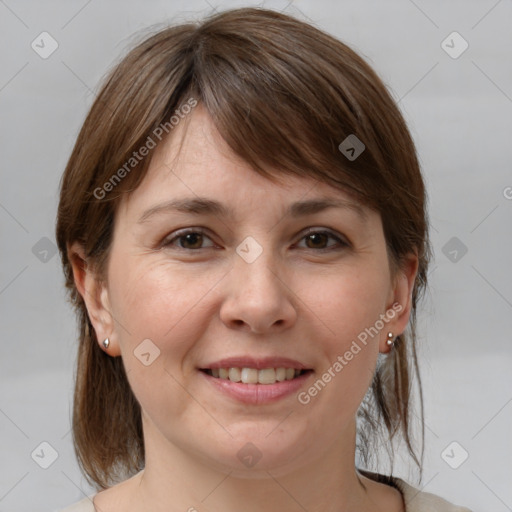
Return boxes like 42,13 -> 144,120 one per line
386,332 -> 394,348
102,338 -> 110,350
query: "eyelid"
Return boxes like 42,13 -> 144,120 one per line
161,226 -> 350,251
296,227 -> 350,249
161,227 -> 215,249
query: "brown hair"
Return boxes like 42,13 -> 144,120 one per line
56,6 -> 430,490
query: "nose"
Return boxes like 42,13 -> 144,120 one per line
219,247 -> 298,334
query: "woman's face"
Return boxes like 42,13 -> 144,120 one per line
81,104 -> 416,477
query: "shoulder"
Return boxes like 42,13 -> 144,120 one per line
60,470 -> 143,511
359,469 -> 474,512
58,496 -> 96,512
394,477 -> 474,512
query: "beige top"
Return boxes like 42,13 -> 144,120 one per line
59,471 -> 474,512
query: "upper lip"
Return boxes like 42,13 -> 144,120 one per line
199,356 -> 311,370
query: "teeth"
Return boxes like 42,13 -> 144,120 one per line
206,367 -> 305,384
276,368 -> 287,381
258,368 -> 276,385
228,367 -> 241,382
241,368 -> 258,384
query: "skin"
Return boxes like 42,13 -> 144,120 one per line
70,104 -> 417,512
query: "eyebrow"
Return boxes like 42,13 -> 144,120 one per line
137,196 -> 368,224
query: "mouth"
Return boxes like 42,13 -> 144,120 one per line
199,367 -> 313,385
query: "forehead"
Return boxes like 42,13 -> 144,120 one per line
118,104 -> 368,221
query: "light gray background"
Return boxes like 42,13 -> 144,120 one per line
0,1 -> 511,511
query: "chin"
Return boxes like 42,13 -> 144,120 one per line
198,431 -> 310,478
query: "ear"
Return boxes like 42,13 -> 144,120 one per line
68,241 -> 121,357
381,252 -> 419,353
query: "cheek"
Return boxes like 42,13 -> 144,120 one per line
301,266 -> 388,403
110,258 -> 207,340
108,256 -> 228,382
303,263 -> 389,345
107,259 -> 212,419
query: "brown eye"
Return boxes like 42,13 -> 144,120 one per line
297,230 -> 348,251
178,232 -> 204,249
305,232 -> 329,249
162,229 -> 215,250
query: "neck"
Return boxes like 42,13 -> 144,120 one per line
132,417 -> 377,512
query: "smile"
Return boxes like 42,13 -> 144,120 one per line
201,367 -> 311,385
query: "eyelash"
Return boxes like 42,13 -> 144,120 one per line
161,228 -> 349,252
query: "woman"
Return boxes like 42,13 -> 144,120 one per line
56,7 -> 473,512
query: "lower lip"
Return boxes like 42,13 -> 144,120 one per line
199,370 -> 313,405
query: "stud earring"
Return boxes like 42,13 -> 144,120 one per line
102,338 -> 110,350
386,332 -> 394,348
